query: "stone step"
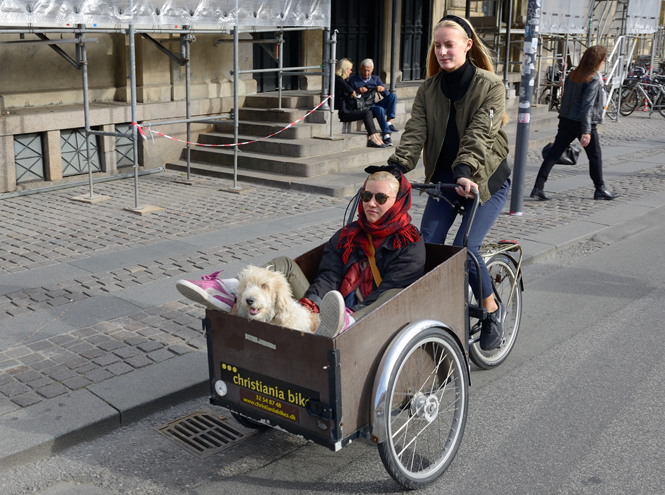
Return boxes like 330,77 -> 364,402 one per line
185,137 -> 401,178
211,109 -> 555,148
197,132 -> 370,157
169,120 -> 557,195
505,111 -> 559,132
506,127 -> 559,155
213,113 -> 411,140
238,107 -> 305,123
243,93 -> 320,109
242,88 -> 417,113
165,158 -> 425,198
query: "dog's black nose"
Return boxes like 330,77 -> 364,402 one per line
245,297 -> 254,306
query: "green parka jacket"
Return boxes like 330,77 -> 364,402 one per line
388,68 -> 509,203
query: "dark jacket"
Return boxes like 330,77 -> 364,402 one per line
334,74 -> 355,113
558,73 -> 605,133
388,68 -> 509,203
348,74 -> 390,98
305,227 -> 426,311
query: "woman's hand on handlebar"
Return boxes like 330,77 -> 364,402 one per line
455,177 -> 478,199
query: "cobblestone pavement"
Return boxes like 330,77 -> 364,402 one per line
0,113 -> 664,414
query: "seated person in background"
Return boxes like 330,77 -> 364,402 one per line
176,170 -> 425,337
335,58 -> 387,148
348,58 -> 399,146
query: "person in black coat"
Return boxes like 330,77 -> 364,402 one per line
335,58 -> 387,148
531,45 -> 619,201
302,171 -> 424,315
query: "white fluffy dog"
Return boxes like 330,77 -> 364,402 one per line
235,265 -> 320,333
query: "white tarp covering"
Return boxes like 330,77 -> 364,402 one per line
0,0 -> 330,27
626,0 -> 661,34
540,0 -> 592,35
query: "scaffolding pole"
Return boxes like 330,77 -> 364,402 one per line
233,24 -> 240,190
329,30 -> 337,139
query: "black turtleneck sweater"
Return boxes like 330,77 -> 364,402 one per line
432,60 -> 511,196
432,61 -> 476,184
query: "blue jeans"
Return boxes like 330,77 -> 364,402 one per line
371,93 -> 397,134
421,179 -> 510,301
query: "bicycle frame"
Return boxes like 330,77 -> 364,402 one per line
479,241 -> 523,309
632,82 -> 665,117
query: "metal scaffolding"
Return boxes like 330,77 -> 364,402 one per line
0,0 -> 332,203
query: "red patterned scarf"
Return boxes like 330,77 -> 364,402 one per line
337,174 -> 420,263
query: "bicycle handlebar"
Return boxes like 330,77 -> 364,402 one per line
410,182 -> 480,250
411,181 -> 484,301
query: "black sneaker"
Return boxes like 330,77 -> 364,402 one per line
388,124 -> 399,133
480,302 -> 506,351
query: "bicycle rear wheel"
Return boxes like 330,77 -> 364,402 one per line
620,88 -> 638,116
469,254 -> 522,370
605,90 -> 619,121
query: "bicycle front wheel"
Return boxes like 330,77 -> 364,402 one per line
469,254 -> 522,370
620,88 -> 638,116
377,328 -> 468,489
538,87 -> 552,109
655,94 -> 665,118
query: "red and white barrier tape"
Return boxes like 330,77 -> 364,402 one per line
132,95 -> 332,147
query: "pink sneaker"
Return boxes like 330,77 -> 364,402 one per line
176,272 -> 238,312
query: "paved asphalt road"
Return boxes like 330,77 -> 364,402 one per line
2,193 -> 664,495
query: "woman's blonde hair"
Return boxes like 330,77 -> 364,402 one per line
427,18 -> 509,126
336,58 -> 353,78
366,171 -> 399,196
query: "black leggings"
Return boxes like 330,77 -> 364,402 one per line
535,116 -> 604,189
339,110 -> 378,137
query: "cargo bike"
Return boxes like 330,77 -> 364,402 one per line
203,184 -> 523,489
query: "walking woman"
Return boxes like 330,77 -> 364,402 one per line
387,15 -> 511,351
531,45 -> 619,200
334,58 -> 387,148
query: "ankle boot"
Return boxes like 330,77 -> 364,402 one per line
530,187 -> 551,201
594,186 -> 619,200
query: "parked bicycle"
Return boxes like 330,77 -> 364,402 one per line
538,63 -> 565,111
539,63 -> 580,112
619,76 -> 665,118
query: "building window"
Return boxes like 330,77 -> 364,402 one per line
14,133 -> 46,184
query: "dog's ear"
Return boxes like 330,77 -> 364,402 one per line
272,273 -> 294,316
236,267 -> 249,298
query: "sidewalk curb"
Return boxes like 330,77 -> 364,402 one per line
0,353 -> 208,471
519,192 -> 665,267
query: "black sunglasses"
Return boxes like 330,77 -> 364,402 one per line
360,190 -> 393,205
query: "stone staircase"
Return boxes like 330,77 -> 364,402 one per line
166,82 -> 560,197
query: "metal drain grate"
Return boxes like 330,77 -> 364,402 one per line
155,409 -> 256,459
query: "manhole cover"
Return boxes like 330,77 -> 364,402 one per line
156,409 -> 257,459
